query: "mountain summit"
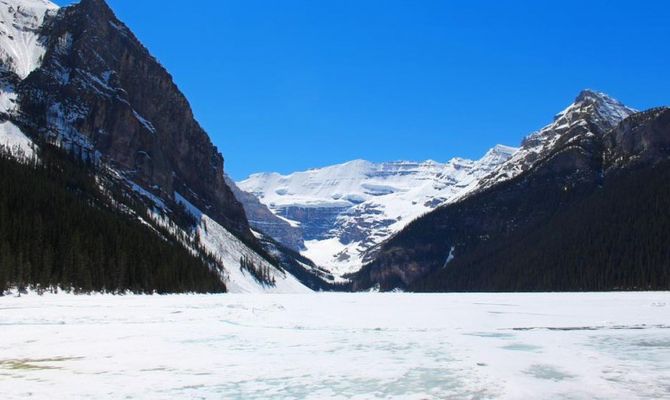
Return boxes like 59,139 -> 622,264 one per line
238,145 -> 517,279
352,91 -> 669,292
0,0 -> 314,293
472,89 -> 636,193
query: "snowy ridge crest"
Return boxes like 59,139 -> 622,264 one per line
472,90 -> 636,193
239,145 -> 517,279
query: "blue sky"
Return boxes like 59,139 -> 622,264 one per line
56,0 -> 670,180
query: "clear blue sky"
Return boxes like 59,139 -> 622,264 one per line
55,0 -> 670,180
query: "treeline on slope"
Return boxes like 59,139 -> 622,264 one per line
255,233 -> 351,291
351,144 -> 602,291
240,256 -> 276,286
0,147 -> 226,295
411,161 -> 670,292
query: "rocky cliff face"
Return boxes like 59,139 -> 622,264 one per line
604,107 -> 670,168
0,0 -> 320,293
224,175 -> 305,252
12,0 -> 251,240
467,90 -> 636,196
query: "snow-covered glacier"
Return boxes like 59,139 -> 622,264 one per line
238,145 -> 517,279
1,292 -> 668,399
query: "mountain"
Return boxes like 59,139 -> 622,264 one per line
0,0 -> 313,294
0,0 -> 56,156
0,147 -> 227,295
238,145 -> 517,280
352,91 -> 669,292
225,175 -> 305,252
469,89 -> 636,195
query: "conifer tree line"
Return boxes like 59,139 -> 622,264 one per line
240,255 -> 276,286
0,146 -> 226,295
411,162 -> 670,292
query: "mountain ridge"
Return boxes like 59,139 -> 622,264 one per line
351,95 -> 669,291
238,144 -> 518,279
0,0 -> 315,294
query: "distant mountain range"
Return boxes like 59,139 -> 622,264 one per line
237,145 -> 517,281
236,89 -> 670,293
0,0 -> 667,294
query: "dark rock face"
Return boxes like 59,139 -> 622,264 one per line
14,0 -> 252,240
275,205 -> 348,241
225,176 -> 305,252
353,101 -> 670,292
604,108 -> 670,167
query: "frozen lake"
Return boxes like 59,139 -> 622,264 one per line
1,293 -> 669,399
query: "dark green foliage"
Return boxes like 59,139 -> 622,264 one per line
0,148 -> 226,295
354,109 -> 670,293
240,256 -> 275,286
412,162 -> 670,292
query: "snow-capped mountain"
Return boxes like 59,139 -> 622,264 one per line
238,145 -> 517,279
0,0 -> 57,79
0,0 -> 312,294
0,0 -> 56,155
353,90 -> 654,291
468,90 -> 636,196
238,90 -> 637,283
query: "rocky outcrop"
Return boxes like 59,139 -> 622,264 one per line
472,90 -> 635,193
14,0 -> 252,240
225,175 -> 305,252
604,107 -> 670,168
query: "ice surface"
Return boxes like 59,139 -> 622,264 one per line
1,292 -> 668,399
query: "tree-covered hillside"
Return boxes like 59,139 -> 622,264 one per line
0,148 -> 226,295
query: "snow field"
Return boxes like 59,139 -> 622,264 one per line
1,292 -> 668,399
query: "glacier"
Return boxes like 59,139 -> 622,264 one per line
239,145 -> 517,279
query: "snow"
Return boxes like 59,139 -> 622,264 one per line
0,0 -> 58,79
174,192 -> 310,294
0,119 -> 35,157
126,179 -> 166,211
239,145 -> 516,278
0,292 -> 668,399
302,237 -> 363,279
0,82 -> 17,113
443,246 -> 455,267
471,90 -> 636,195
132,109 -> 157,134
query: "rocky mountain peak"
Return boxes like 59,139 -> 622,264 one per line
11,0 -> 254,242
70,0 -> 120,28
472,90 -> 636,192
554,89 -> 636,133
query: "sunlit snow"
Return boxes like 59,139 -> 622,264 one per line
1,292 -> 668,399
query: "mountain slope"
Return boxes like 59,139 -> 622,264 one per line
353,93 -> 669,292
0,0 -> 311,293
225,175 -> 304,252
0,147 -> 227,295
15,0 -> 252,240
239,145 -> 516,279
462,90 -> 636,198
0,0 -> 56,155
